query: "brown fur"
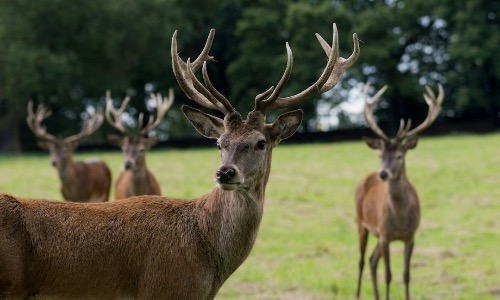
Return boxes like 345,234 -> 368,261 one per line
114,169 -> 161,199
60,159 -> 112,202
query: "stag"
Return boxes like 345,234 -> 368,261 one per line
0,24 -> 358,299
105,90 -> 173,199
26,102 -> 111,202
355,83 -> 444,300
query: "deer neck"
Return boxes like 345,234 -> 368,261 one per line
131,163 -> 148,180
387,168 -> 411,205
196,149 -> 272,280
57,157 -> 78,183
129,163 -> 150,193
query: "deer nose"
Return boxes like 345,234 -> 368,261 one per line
51,160 -> 57,167
379,170 -> 389,181
216,166 -> 236,184
124,160 -> 133,170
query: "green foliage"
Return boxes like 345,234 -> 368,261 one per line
0,133 -> 499,298
0,1 -> 498,151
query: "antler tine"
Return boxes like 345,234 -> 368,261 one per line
258,23 -> 360,112
404,83 -> 444,138
254,42 -> 294,112
63,108 -> 104,144
138,88 -> 175,135
26,100 -> 59,143
105,90 -> 131,135
396,118 -> 413,139
172,29 -> 234,115
363,83 -> 389,141
201,62 -> 234,113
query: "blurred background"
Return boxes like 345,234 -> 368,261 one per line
0,0 -> 498,152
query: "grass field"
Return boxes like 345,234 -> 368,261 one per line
0,133 -> 499,299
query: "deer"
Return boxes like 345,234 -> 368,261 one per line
0,24 -> 359,299
105,90 -> 174,199
26,101 -> 112,202
355,82 -> 444,300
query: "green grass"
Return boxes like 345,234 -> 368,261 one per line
1,133 -> 499,299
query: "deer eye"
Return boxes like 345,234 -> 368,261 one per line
256,140 -> 266,150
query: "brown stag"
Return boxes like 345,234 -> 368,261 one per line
26,101 -> 111,202
0,24 -> 358,299
355,83 -> 444,300
105,90 -> 173,199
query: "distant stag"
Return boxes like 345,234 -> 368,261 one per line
355,83 -> 444,300
105,90 -> 173,199
26,101 -> 111,202
0,24 -> 358,299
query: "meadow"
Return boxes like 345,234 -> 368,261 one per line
0,133 -> 499,299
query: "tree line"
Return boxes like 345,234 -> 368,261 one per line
0,0 -> 498,152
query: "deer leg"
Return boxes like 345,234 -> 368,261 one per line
379,240 -> 391,300
369,242 -> 381,300
404,240 -> 414,300
356,227 -> 369,299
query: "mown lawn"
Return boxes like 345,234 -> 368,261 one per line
0,133 -> 499,299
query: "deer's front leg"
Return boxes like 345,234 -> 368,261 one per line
404,240 -> 415,300
356,226 -> 369,299
369,242 -> 381,300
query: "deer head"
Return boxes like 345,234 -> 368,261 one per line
27,101 -> 104,168
362,83 -> 444,180
172,24 -> 359,190
105,90 -> 174,170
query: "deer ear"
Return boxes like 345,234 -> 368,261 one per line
267,109 -> 303,145
182,105 -> 224,139
67,141 -> 79,151
362,136 -> 384,149
403,136 -> 418,150
108,134 -> 123,147
147,135 -> 159,148
37,141 -> 51,150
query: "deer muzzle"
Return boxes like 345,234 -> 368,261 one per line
379,170 -> 389,181
216,165 -> 240,190
124,160 -> 133,170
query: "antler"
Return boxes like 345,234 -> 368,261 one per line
106,90 -> 173,136
105,90 -> 131,135
27,101 -> 103,144
27,101 -> 59,143
363,83 -> 444,141
254,23 -> 360,113
397,83 -> 444,139
171,29 -> 235,115
137,88 -> 174,135
63,109 -> 104,143
363,83 -> 390,141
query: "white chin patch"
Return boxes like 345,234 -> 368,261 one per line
217,183 -> 239,191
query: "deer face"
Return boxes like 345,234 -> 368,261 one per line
38,141 -> 77,168
364,137 -> 418,181
183,107 -> 302,191
172,25 -> 357,190
109,135 -> 158,170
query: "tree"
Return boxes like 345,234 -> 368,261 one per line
0,0 -> 188,151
